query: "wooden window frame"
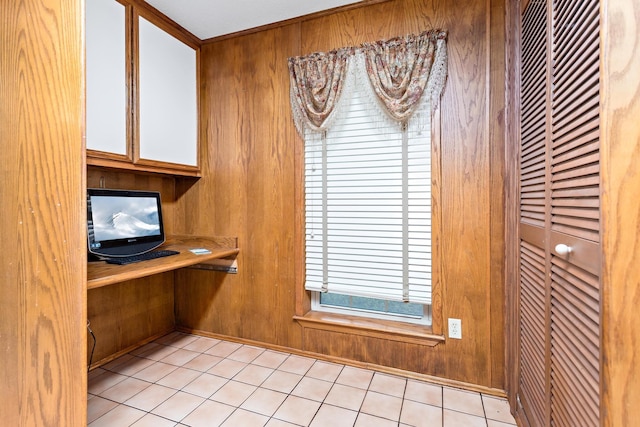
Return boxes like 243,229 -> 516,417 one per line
293,108 -> 445,347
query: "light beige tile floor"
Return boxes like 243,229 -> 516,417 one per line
88,332 -> 517,427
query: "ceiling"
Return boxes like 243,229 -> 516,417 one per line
144,0 -> 363,40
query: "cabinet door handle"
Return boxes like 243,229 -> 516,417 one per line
554,244 -> 572,256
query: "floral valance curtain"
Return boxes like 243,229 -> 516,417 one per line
288,29 -> 448,137
288,48 -> 353,134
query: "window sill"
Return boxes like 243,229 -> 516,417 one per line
293,311 -> 445,347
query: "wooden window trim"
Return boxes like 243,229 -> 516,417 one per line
294,311 -> 444,347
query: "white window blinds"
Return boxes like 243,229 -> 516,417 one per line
304,66 -> 432,305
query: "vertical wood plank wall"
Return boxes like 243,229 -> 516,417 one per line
0,0 -> 87,424
175,0 -> 508,389
504,0 -> 522,406
600,0 -> 640,425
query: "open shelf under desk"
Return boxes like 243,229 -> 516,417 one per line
87,235 -> 239,290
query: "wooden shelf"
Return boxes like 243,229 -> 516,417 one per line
87,235 -> 239,289
87,156 -> 201,178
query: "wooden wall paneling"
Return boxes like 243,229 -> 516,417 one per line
298,0 -> 445,54
430,105 -> 444,337
174,270 -> 232,332
489,0 -> 507,390
177,0 -> 507,388
0,0 -> 87,424
432,0 -> 493,386
175,24 -> 302,347
292,22 -> 308,318
87,274 -> 175,365
504,0 -> 522,408
600,0 -> 640,425
301,328 -> 446,376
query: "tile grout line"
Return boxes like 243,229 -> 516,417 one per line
441,382 -> 444,427
88,333 -> 516,427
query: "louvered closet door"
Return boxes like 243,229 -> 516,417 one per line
518,0 -> 601,426
518,1 -> 549,426
549,0 -> 601,425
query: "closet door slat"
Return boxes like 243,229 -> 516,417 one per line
550,259 -> 600,425
551,0 -> 600,243
519,240 -> 548,427
520,0 -> 549,229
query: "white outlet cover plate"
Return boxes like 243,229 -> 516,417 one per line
448,318 -> 462,339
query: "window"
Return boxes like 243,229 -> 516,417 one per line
288,30 -> 447,328
303,55 -> 433,325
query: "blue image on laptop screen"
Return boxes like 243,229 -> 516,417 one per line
90,195 -> 161,242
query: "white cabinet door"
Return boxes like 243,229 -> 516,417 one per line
85,0 -> 128,156
138,17 -> 198,167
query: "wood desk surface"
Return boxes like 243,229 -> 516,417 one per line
87,235 -> 239,289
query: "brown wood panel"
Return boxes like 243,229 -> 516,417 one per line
175,0 -> 507,388
301,327 -> 447,376
600,0 -> 640,425
0,0 -> 87,424
504,0 -> 523,413
489,0 -> 508,390
88,273 -> 175,364
175,24 -> 302,346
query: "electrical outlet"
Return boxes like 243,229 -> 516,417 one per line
448,318 -> 462,339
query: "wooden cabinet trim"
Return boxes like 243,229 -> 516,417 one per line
87,156 -> 201,177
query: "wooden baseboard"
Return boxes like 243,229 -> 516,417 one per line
88,327 -> 175,370
176,326 -> 508,398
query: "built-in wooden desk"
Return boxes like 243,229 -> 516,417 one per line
87,235 -> 239,289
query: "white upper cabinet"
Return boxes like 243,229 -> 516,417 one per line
85,0 -> 128,156
85,0 -> 200,175
138,17 -> 198,167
